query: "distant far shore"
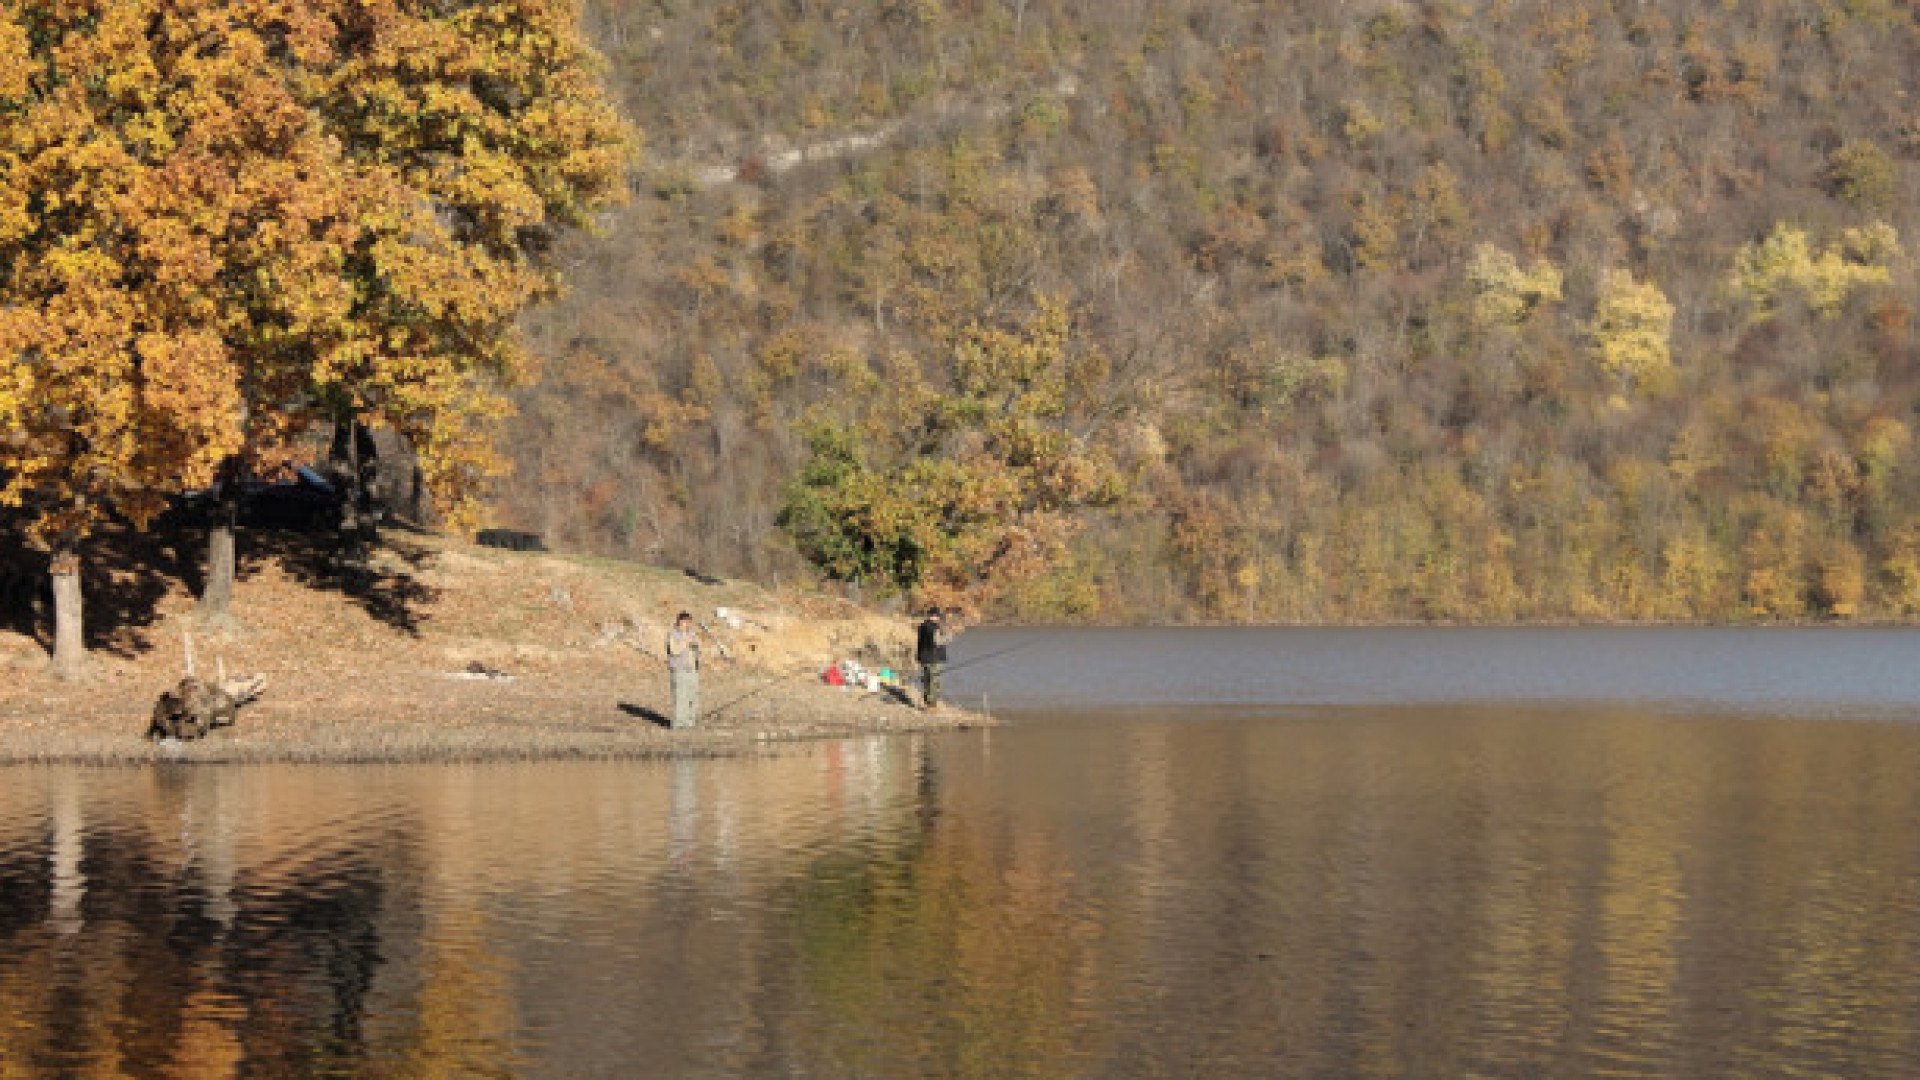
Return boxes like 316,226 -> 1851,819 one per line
0,532 -> 985,766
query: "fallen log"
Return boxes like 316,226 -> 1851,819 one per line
148,638 -> 268,737
148,674 -> 267,741
149,639 -> 268,741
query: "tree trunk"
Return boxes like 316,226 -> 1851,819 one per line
335,416 -> 379,549
338,416 -> 361,535
202,498 -> 237,618
50,546 -> 84,680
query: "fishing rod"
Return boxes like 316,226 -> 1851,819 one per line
695,628 -> 1052,724
642,617 -> 755,723
699,665 -> 817,723
695,619 -> 735,661
941,634 -> 1047,676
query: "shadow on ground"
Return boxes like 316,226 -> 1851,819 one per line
261,527 -> 440,636
618,703 -> 671,728
0,515 -> 442,659
0,522 -> 193,657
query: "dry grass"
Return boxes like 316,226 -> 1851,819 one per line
0,530 -> 983,764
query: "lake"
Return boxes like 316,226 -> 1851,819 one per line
3,629 -> 1919,1077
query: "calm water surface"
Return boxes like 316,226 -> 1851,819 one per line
946,625 -> 1920,714
2,629 -> 1919,1077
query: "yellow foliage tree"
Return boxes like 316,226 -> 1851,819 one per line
294,0 -> 632,529
1825,139 -> 1899,210
1854,416 -> 1912,484
780,299 -> 1124,612
0,0 -> 351,675
1729,222 -> 1899,319
1658,529 -> 1733,620
1879,519 -> 1920,615
1465,243 -> 1563,327
200,0 -> 633,620
1587,268 -> 1675,399
1809,539 -> 1865,619
1853,415 -> 1912,536
1741,504 -> 1808,620
0,0 -> 630,674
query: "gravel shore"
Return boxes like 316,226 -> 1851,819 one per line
0,532 -> 988,765
0,666 -> 984,765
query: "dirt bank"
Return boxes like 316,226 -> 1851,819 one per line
0,531 -> 985,764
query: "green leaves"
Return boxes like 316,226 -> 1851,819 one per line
781,299 -> 1122,610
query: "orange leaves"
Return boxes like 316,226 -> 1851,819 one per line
0,1 -> 323,541
282,0 -> 629,525
133,331 -> 243,488
0,15 -> 27,103
0,0 -> 630,546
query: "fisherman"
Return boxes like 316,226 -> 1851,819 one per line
915,607 -> 958,709
666,611 -> 702,729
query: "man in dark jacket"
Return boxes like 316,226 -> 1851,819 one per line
915,608 -> 953,709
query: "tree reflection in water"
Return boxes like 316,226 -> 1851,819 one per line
0,769 -> 403,1076
769,743 -> 1098,1078
0,713 -> 1917,1078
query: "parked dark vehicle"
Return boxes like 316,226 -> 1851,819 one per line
176,467 -> 345,532
476,529 -> 547,552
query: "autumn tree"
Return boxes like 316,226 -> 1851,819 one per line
780,299 -> 1123,611
196,0 -> 630,615
304,0 -> 627,517
1465,244 -> 1563,328
0,0 -> 348,675
1825,140 -> 1899,211
1729,222 -> 1898,320
0,0 -> 630,674
1587,268 -> 1675,401
174,1 -> 371,620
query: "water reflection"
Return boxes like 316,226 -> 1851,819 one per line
0,708 -> 1918,1077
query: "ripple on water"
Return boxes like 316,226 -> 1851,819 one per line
0,709 -> 1917,1077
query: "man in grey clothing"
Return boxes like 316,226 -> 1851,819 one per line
666,611 -> 701,729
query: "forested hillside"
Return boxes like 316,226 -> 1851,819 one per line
508,0 -> 1920,622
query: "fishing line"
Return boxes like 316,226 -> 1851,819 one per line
941,634 -> 1049,676
696,631 -> 1050,723
699,665 -> 817,723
